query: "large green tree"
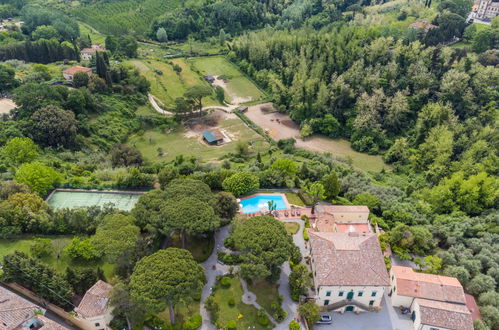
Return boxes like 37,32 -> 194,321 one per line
131,189 -> 168,231
228,215 -> 301,281
304,182 -> 325,214
92,214 -> 140,260
161,197 -> 220,248
30,105 -> 78,148
184,85 -> 212,113
129,248 -> 205,324
1,137 -> 38,166
164,178 -> 213,203
321,173 -> 340,201
14,162 -> 61,195
222,171 -> 259,197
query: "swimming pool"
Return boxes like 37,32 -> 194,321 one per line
240,194 -> 288,214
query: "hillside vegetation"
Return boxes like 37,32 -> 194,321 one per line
73,0 -> 183,35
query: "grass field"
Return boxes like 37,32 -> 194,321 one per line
285,222 -> 300,235
0,236 -> 115,278
127,59 -> 220,107
191,57 -> 266,103
158,300 -> 201,325
211,276 -> 271,329
128,111 -> 269,162
285,192 -> 305,206
247,279 -> 280,315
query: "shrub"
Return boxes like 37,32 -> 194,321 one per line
271,301 -> 287,322
205,296 -> 219,322
225,320 -> 237,330
217,251 -> 241,265
30,238 -> 52,258
303,228 -> 309,241
183,314 -> 202,330
289,320 -> 300,330
228,297 -> 235,307
220,276 -> 232,288
257,309 -> 270,326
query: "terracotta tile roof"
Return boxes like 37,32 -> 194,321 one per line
322,205 -> 370,213
36,315 -> 70,330
62,66 -> 92,75
409,20 -> 437,30
465,293 -> 481,321
336,223 -> 371,233
309,231 -> 389,287
75,280 -> 113,318
392,266 -> 466,304
313,212 -> 335,232
417,298 -> 474,330
0,286 -> 42,330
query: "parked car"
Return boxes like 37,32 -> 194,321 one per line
316,315 -> 333,324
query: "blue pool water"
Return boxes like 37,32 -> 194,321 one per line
240,195 -> 287,214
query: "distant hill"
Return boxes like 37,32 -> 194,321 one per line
72,0 -> 183,35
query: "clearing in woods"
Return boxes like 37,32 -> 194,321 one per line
191,56 -> 266,103
245,103 -> 389,172
128,109 -> 269,162
127,59 -> 220,108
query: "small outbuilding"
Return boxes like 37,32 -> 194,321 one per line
202,129 -> 224,145
80,44 -> 106,61
62,66 -> 92,81
204,74 -> 215,83
237,105 -> 248,112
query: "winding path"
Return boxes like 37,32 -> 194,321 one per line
274,220 -> 307,329
199,219 -> 308,329
148,93 -> 238,116
200,225 -> 231,330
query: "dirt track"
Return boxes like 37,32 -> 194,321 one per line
245,103 -> 388,171
0,98 -> 16,115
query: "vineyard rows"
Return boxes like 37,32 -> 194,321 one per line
73,0 -> 182,35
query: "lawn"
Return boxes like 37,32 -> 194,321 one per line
211,276 -> 271,329
284,222 -> 300,235
127,59 -> 220,107
128,113 -> 269,162
247,279 -> 280,315
285,192 -> 305,207
158,300 -> 201,325
0,236 -> 115,278
167,233 -> 215,262
191,57 -> 266,103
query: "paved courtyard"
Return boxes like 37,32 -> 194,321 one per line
314,296 -> 412,330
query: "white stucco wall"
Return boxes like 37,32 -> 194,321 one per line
389,268 -> 415,308
76,307 -> 114,330
315,285 -> 386,312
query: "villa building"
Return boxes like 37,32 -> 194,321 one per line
389,266 -> 474,330
308,231 -> 390,313
74,280 -> 114,330
473,0 -> 499,20
0,286 -> 69,329
62,66 -> 92,81
80,44 -> 106,61
313,204 -> 372,232
409,19 -> 437,32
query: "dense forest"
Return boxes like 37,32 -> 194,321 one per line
0,0 -> 497,329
